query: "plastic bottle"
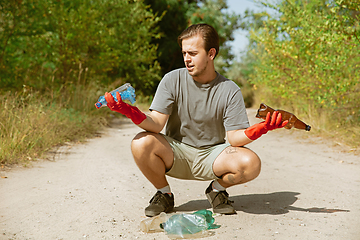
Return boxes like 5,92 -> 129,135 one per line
140,212 -> 170,233
256,103 -> 311,131
95,83 -> 136,109
161,210 -> 220,239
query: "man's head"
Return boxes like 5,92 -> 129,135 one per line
178,24 -> 219,82
178,23 -> 219,59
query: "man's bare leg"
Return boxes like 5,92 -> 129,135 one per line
213,146 -> 261,187
131,132 -> 175,217
206,146 -> 261,214
131,132 -> 174,189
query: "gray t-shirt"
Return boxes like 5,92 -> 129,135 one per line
150,68 -> 249,148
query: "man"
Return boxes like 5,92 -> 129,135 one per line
105,23 -> 287,217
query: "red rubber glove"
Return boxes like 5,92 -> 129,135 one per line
244,111 -> 289,141
105,91 -> 146,125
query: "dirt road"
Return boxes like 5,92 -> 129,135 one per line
1,109 -> 359,240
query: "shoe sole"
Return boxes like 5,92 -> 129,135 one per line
145,206 -> 174,217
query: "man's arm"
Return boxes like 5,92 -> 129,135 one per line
105,92 -> 168,133
227,129 -> 252,147
227,111 -> 288,147
137,110 -> 169,133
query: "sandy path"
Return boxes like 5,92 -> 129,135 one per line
1,109 -> 359,240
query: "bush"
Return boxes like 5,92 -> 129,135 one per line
247,0 -> 360,147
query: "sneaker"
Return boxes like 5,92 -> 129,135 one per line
145,191 -> 174,217
205,182 -> 235,214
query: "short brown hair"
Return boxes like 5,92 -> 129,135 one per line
178,23 -> 219,58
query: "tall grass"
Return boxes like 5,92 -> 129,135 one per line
253,87 -> 360,153
0,84 -> 107,165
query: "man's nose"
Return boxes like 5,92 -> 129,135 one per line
184,53 -> 191,62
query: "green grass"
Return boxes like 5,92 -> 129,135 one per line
0,85 -> 107,165
252,89 -> 360,154
1,82 -> 358,166
305,106 -> 360,153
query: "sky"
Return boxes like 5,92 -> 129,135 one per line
225,0 -> 266,59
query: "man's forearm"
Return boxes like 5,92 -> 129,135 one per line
137,115 -> 164,133
227,129 -> 253,147
136,110 -> 168,134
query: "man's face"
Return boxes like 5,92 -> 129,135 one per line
181,34 -> 212,79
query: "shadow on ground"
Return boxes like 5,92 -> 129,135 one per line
175,191 -> 350,215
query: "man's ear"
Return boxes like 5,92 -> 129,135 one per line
208,48 -> 216,60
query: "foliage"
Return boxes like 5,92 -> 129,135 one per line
0,0 -> 161,95
227,49 -> 259,107
245,0 -> 360,147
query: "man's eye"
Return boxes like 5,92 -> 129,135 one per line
182,52 -> 197,57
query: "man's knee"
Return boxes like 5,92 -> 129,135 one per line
131,132 -> 157,157
132,132 -> 152,148
131,131 -> 172,156
243,149 -> 261,167
227,148 -> 261,183
241,149 -> 261,181
131,132 -> 174,171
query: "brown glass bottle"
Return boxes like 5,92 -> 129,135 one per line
255,103 -> 311,131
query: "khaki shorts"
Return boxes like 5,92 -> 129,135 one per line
162,134 -> 230,181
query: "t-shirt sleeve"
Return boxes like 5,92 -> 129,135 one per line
149,73 -> 175,115
223,88 -> 250,131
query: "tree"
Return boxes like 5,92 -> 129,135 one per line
0,0 -> 162,95
143,0 -> 197,77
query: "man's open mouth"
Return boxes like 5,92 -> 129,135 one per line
186,65 -> 194,71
